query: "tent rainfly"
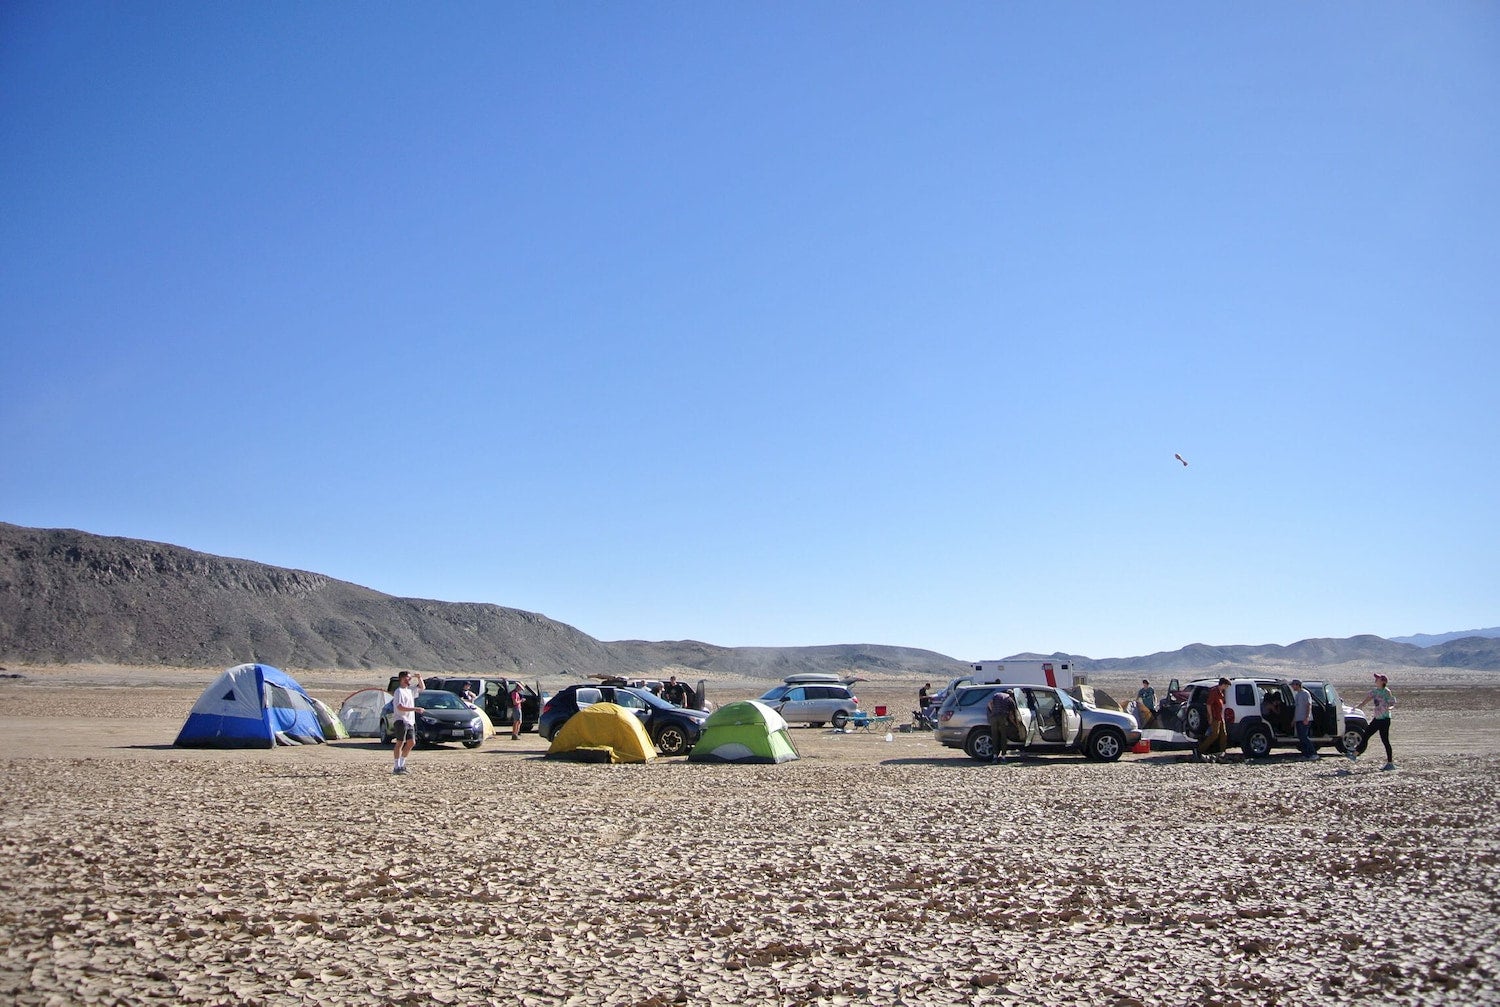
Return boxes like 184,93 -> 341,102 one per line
545,703 -> 656,764
688,700 -> 799,764
174,663 -> 325,748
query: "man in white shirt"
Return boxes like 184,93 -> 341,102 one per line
1291,679 -> 1316,760
391,671 -> 424,775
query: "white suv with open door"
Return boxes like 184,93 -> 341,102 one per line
1166,677 -> 1355,758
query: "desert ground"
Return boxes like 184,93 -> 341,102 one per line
1,664 -> 1497,1007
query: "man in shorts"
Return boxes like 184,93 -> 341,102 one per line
391,671 -> 424,775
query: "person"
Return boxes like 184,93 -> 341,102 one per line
1195,678 -> 1230,762
508,681 -> 524,740
1136,679 -> 1156,715
918,682 -> 931,711
1350,673 -> 1396,770
986,687 -> 1020,763
390,671 -> 424,775
663,675 -> 688,707
461,685 -> 478,704
1290,679 -> 1316,760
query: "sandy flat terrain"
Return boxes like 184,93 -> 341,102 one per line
1,666 -> 1497,1006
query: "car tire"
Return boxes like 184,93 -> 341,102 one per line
1241,725 -> 1273,759
831,711 -> 849,729
1185,707 -> 1205,737
964,729 -> 995,761
1341,728 -> 1362,755
1087,727 -> 1126,762
379,723 -> 390,745
655,724 -> 690,756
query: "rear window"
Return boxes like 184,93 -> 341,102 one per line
1235,684 -> 1256,706
759,686 -> 790,702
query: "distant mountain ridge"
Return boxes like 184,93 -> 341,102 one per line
1,522 -> 1496,676
1388,628 -> 1500,648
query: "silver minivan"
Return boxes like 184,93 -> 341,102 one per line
935,684 -> 1140,761
757,674 -> 860,728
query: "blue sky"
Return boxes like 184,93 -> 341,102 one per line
3,2 -> 1496,660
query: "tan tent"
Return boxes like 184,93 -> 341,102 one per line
545,703 -> 656,764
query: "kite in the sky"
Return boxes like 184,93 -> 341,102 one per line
1174,453 -> 1188,466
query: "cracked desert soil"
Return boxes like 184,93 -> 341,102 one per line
1,665 -> 1497,1006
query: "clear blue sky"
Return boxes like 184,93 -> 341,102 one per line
3,2 -> 1496,660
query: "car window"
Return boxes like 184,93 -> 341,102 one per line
759,686 -> 789,702
1234,683 -> 1255,706
610,691 -> 646,710
418,691 -> 465,710
957,688 -> 995,708
575,687 -> 601,707
785,687 -> 806,701
1056,691 -> 1077,711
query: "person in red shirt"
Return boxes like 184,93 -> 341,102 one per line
1195,677 -> 1230,762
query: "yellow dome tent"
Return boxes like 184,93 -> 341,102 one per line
545,703 -> 656,764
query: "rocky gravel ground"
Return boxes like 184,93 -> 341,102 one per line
1,669 -> 1497,1006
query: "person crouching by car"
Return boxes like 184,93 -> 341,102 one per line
1195,678 -> 1230,763
986,688 -> 1020,763
391,671 -> 424,776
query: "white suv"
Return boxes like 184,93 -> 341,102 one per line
757,674 -> 860,728
1166,677 -> 1355,758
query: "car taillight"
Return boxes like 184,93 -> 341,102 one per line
541,700 -> 553,714
940,710 -> 953,722
852,695 -> 859,707
1225,708 -> 1236,725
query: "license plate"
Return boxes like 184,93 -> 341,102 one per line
447,729 -> 467,738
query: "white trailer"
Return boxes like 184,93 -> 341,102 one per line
969,659 -> 1077,690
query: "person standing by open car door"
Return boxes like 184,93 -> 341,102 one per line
1195,678 -> 1230,763
986,687 -> 1020,763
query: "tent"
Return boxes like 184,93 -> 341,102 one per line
310,696 -> 350,740
688,700 -> 799,764
339,688 -> 391,738
545,703 -> 656,764
174,664 -> 325,748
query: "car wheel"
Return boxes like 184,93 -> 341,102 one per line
964,729 -> 995,761
379,723 -> 390,745
1341,728 -> 1362,754
655,724 -> 690,756
1185,706 -> 1205,737
1241,725 -> 1273,759
831,711 -> 849,729
1087,727 -> 1126,762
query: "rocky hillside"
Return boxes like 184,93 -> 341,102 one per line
0,523 -> 969,680
2,522 -> 1495,677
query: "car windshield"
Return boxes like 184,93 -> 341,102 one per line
759,686 -> 790,701
417,691 -> 466,710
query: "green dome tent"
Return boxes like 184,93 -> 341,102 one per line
688,700 -> 799,764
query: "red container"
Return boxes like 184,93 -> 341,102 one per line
874,705 -> 887,716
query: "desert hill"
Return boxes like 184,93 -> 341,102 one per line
1,522 -> 1495,677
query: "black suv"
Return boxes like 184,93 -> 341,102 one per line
385,675 -> 545,734
538,683 -> 708,756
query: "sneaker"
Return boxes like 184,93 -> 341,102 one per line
1381,762 -> 1396,771
391,765 -> 402,775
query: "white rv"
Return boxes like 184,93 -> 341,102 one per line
970,660 -> 1077,690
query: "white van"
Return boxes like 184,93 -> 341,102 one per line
970,660 -> 1077,690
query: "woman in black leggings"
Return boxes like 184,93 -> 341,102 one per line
1351,673 -> 1396,770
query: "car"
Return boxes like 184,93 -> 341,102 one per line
538,684 -> 708,755
934,683 -> 1141,762
756,674 -> 861,728
379,689 -> 487,749
387,675 -> 546,733
1171,677 -> 1353,758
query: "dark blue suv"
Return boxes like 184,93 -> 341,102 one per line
539,683 -> 708,755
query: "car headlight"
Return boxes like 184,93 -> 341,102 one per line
470,717 -> 482,730
418,715 -> 439,726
